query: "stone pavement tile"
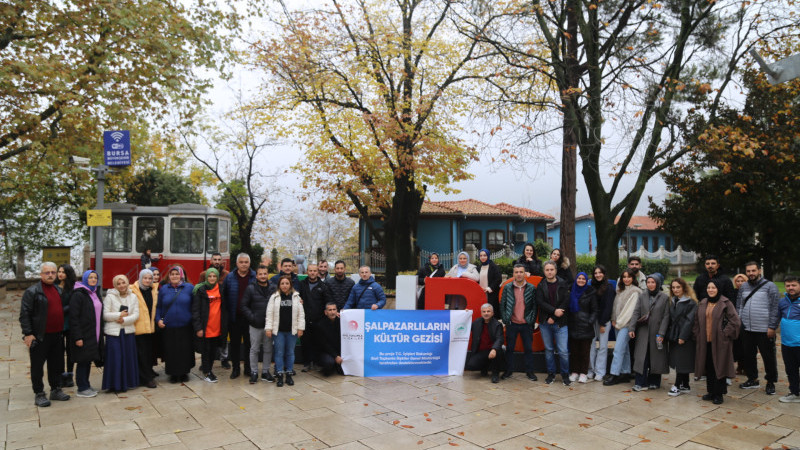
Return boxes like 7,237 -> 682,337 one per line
315,380 -> 372,397
387,412 -> 461,437
676,442 -> 719,450
623,420 -> 692,447
596,418 -> 633,432
5,422 -> 75,450
294,412 -> 378,447
358,429 -> 441,450
553,390 -> 625,413
1,406 -> 37,424
776,430 -> 800,448
43,429 -> 149,450
691,422 -> 783,450
539,407 -> 610,430
769,413 -> 800,429
709,394 -> 762,412
351,415 -> 400,435
448,409 -> 499,425
701,405 -> 781,428
489,435 -> 559,450
424,432 -> 484,450
593,401 -> 663,425
485,397 -> 564,420
584,422 -> 643,446
420,392 -> 494,414
286,389 -> 344,411
143,443 -> 189,450
149,398 -> 191,417
753,398 -> 800,417
380,397 -> 442,417
72,418 -> 140,438
95,394 -> 161,424
532,423 -> 626,450
36,403 -> 99,425
239,423 -> 314,448
625,440 -> 680,450
446,415 -> 538,447
651,396 -> 715,421
134,413 -> 202,437
176,422 -> 248,449
358,384 -> 428,404
179,397 -> 247,427
222,442 -> 260,450
675,417 -> 722,435
146,432 -> 181,447
327,441 -> 372,450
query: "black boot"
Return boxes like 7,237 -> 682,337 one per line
62,373 -> 74,388
285,373 -> 294,386
276,374 -> 284,387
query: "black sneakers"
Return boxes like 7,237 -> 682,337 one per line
545,373 -> 556,385
739,379 -> 760,389
262,372 -> 274,382
766,382 -> 776,395
285,373 -> 295,386
526,372 -> 538,381
249,372 -> 259,384
49,388 -> 70,401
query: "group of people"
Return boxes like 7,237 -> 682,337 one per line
20,252 -> 385,406
455,251 -> 798,406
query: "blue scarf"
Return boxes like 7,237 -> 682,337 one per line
569,272 -> 590,313
479,249 -> 491,266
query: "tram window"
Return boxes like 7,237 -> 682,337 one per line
171,218 -> 204,253
104,217 -> 132,252
136,217 -> 164,253
218,220 -> 229,253
206,218 -> 218,253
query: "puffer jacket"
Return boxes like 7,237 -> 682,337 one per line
568,287 -> 598,339
326,276 -> 355,310
737,278 -> 781,332
343,276 -> 386,310
240,282 -> 274,329
500,281 -> 537,326
102,288 -> 140,336
265,291 -> 305,335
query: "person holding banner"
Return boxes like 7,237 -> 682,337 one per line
317,303 -> 344,376
500,264 -> 538,381
466,304 -> 505,383
266,276 -> 306,387
344,266 -> 386,310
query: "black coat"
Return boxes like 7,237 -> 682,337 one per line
301,278 -> 333,323
517,257 -> 543,277
568,287 -> 598,339
477,262 -> 502,293
326,276 -> 355,310
192,285 -> 229,338
536,277 -> 570,327
417,263 -> 445,284
470,317 -> 504,353
20,282 -> 65,342
68,287 -> 103,364
592,280 -> 616,325
693,273 -> 735,305
668,297 -> 698,373
316,316 -> 342,358
240,283 -> 274,329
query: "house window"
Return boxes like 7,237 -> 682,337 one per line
535,231 -> 545,242
547,237 -> 554,247
487,230 -> 504,251
665,237 -> 672,251
464,230 -> 481,249
370,230 -> 385,249
652,236 -> 659,250
642,236 -> 649,252
629,236 -> 637,250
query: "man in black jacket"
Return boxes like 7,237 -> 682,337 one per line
326,260 -> 355,311
241,265 -> 276,383
536,260 -> 571,385
316,303 -> 344,376
301,264 -> 332,372
19,262 -> 71,406
693,255 -> 735,302
465,304 -> 505,383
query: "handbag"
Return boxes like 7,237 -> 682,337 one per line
636,299 -> 657,326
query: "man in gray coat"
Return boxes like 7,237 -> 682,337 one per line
737,261 -> 781,395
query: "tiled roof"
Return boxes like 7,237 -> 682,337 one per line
550,213 -> 662,231
494,202 -> 555,220
420,199 -> 554,221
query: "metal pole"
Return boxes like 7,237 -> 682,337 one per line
626,227 -> 631,259
95,165 -> 106,290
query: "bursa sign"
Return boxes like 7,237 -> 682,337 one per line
103,130 -> 131,167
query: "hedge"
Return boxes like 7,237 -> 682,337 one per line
575,254 -> 671,277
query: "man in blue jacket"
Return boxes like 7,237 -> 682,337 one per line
221,253 -> 256,379
779,276 -> 800,403
343,266 -> 386,310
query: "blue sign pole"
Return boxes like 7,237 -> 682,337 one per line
103,130 -> 131,166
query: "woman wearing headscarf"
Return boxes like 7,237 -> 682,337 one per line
445,251 -> 480,281
192,268 -> 228,383
666,278 -> 697,396
603,269 -> 641,386
69,270 -> 103,397
131,269 -> 159,388
549,248 -> 573,287
588,265 -> 616,381
157,266 -> 195,383
516,243 -> 543,277
57,264 -> 77,388
477,249 -> 502,316
629,273 -> 670,391
732,273 -> 748,375
102,274 -> 140,393
693,280 -> 740,404
416,253 -> 445,309
567,272 -> 597,383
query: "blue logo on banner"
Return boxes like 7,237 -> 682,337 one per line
103,130 -> 131,166
363,310 -> 451,376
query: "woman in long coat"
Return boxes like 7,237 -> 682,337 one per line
157,266 -> 195,383
666,278 -> 697,396
131,269 -> 159,388
629,273 -> 670,391
477,249 -> 502,316
567,272 -> 597,383
69,270 -> 104,397
693,280 -> 740,404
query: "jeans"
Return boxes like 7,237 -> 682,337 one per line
249,326 -> 273,374
539,323 -> 569,375
505,322 -> 534,373
274,331 -> 297,374
610,327 -> 632,375
76,362 -> 92,391
589,321 -> 611,376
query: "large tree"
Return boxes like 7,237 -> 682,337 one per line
475,0 -> 797,277
651,68 -> 800,278
250,0 -> 499,286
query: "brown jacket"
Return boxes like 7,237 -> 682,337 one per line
692,296 -> 740,379
131,281 -> 158,335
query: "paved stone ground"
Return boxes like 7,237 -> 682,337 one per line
2,290 -> 800,450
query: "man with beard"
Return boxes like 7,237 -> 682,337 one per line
326,260 -> 355,311
316,303 -> 344,376
318,260 -> 330,281
199,252 -> 229,283
737,261 -> 781,395
619,256 -> 647,287
693,255 -> 734,302
300,264 -> 332,372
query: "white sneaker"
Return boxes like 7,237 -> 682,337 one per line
726,378 -> 732,386
632,385 -> 648,392
668,385 -> 682,397
586,371 -> 595,379
779,393 -> 800,403
578,374 -> 588,383
594,374 -> 605,382
569,373 -> 579,382
76,388 -> 97,398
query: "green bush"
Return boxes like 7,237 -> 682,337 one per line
494,257 -> 517,277
534,239 -> 552,260
574,254 -> 671,278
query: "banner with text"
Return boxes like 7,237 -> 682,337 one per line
340,309 -> 472,377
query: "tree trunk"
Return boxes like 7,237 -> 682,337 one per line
379,175 -> 423,289
593,213 -> 622,280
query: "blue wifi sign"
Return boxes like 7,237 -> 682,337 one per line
103,130 -> 131,167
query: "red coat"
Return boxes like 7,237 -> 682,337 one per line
692,297 -> 740,379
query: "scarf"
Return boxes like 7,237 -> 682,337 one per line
112,274 -> 130,296
428,253 -> 441,273
456,251 -> 470,277
569,272 -> 589,313
479,249 -> 491,266
193,267 -> 220,294
76,270 -> 102,342
81,270 -> 98,293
